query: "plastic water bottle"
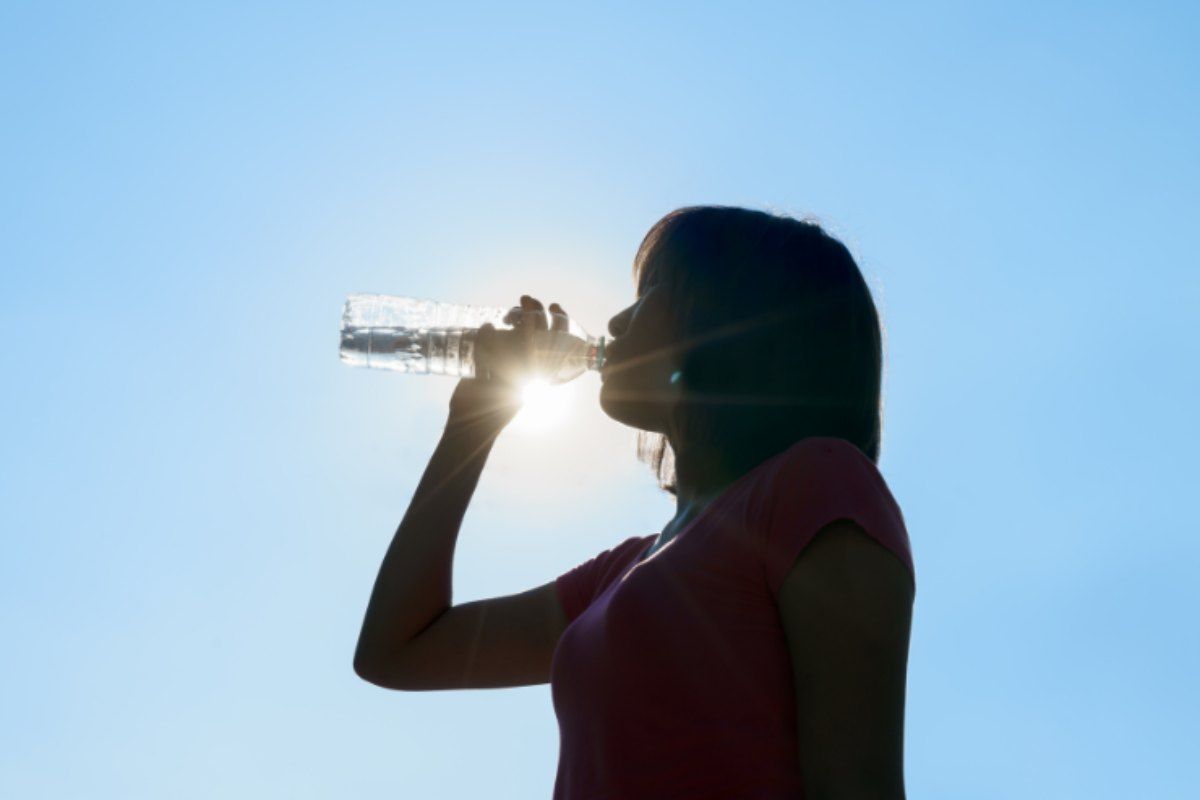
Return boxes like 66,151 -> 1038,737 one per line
339,293 -> 607,384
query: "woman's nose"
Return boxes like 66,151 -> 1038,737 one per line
607,312 -> 628,339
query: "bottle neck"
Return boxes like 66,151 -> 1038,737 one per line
587,336 -> 607,371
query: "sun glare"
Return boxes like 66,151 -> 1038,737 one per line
512,377 -> 571,432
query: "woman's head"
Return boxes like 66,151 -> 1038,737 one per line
598,206 -> 884,495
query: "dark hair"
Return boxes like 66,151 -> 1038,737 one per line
632,206 -> 885,495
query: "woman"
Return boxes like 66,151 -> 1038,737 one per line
354,206 -> 916,799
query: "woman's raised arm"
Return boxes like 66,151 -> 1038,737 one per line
354,295 -> 573,690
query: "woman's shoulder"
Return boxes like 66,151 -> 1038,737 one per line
754,437 -> 914,590
766,436 -> 878,483
785,435 -> 871,460
754,436 -> 906,534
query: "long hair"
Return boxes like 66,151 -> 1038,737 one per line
632,206 -> 885,495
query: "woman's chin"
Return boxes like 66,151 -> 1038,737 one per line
599,381 -> 665,432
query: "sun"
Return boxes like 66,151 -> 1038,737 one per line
511,377 -> 572,432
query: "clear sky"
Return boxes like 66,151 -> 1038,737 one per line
2,2 -> 1197,797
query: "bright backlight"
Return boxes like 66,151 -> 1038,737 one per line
512,377 -> 570,432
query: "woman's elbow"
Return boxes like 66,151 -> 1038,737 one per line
353,643 -> 399,688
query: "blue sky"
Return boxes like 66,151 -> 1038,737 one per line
2,2 -> 1197,797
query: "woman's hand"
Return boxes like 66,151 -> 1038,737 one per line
446,295 -> 571,436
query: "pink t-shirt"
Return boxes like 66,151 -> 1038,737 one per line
550,436 -> 915,799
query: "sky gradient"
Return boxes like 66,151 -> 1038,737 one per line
2,2 -> 1198,797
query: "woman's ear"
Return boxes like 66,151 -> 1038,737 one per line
665,366 -> 687,419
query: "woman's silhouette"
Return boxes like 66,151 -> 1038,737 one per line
355,206 -> 915,799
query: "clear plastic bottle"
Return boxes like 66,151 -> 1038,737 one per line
339,293 -> 607,384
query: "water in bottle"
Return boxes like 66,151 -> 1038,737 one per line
339,293 -> 607,384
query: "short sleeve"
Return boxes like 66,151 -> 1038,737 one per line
555,535 -> 653,624
758,438 -> 915,599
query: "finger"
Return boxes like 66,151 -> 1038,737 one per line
521,295 -> 548,332
549,302 -> 569,333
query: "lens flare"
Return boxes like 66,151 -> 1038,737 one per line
512,377 -> 570,432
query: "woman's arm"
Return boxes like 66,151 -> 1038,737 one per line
354,294 -> 563,687
353,413 -> 505,681
777,519 -> 915,800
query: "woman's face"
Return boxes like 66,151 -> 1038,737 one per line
598,282 -> 682,433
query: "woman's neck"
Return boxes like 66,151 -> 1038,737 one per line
668,436 -> 741,521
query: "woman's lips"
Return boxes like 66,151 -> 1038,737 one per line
600,360 -> 618,383
601,344 -> 621,378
